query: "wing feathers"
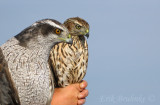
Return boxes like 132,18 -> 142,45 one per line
0,48 -> 20,105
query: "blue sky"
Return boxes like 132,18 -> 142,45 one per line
0,0 -> 160,105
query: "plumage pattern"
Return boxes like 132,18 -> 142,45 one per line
49,17 -> 89,87
0,48 -> 20,105
0,19 -> 72,105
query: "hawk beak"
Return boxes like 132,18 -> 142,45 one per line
85,29 -> 89,39
85,33 -> 89,39
58,34 -> 73,45
66,34 -> 73,45
66,38 -> 73,45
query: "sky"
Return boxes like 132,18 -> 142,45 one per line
0,0 -> 160,105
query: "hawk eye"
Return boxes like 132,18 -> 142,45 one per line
75,24 -> 82,30
55,29 -> 61,35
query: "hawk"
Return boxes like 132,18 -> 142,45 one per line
0,19 -> 72,105
49,17 -> 89,87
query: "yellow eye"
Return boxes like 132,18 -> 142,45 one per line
76,24 -> 82,30
55,29 -> 61,35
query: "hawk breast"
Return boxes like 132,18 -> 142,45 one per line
49,36 -> 88,87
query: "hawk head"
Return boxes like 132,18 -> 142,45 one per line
15,19 -> 73,48
64,17 -> 90,38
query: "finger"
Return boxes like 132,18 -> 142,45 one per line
78,89 -> 89,99
77,98 -> 86,105
80,80 -> 88,89
73,80 -> 88,92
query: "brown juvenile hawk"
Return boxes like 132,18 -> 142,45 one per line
0,19 -> 72,105
49,17 -> 89,87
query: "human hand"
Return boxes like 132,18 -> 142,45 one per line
77,80 -> 88,105
51,80 -> 88,105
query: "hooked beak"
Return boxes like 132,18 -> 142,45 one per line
66,38 -> 73,45
85,29 -> 89,39
58,34 -> 73,45
85,33 -> 89,39
65,34 -> 73,45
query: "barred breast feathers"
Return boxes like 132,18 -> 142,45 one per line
50,35 -> 88,87
1,37 -> 52,105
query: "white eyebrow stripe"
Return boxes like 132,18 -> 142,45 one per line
32,20 -> 64,30
44,20 -> 63,30
74,21 -> 82,26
